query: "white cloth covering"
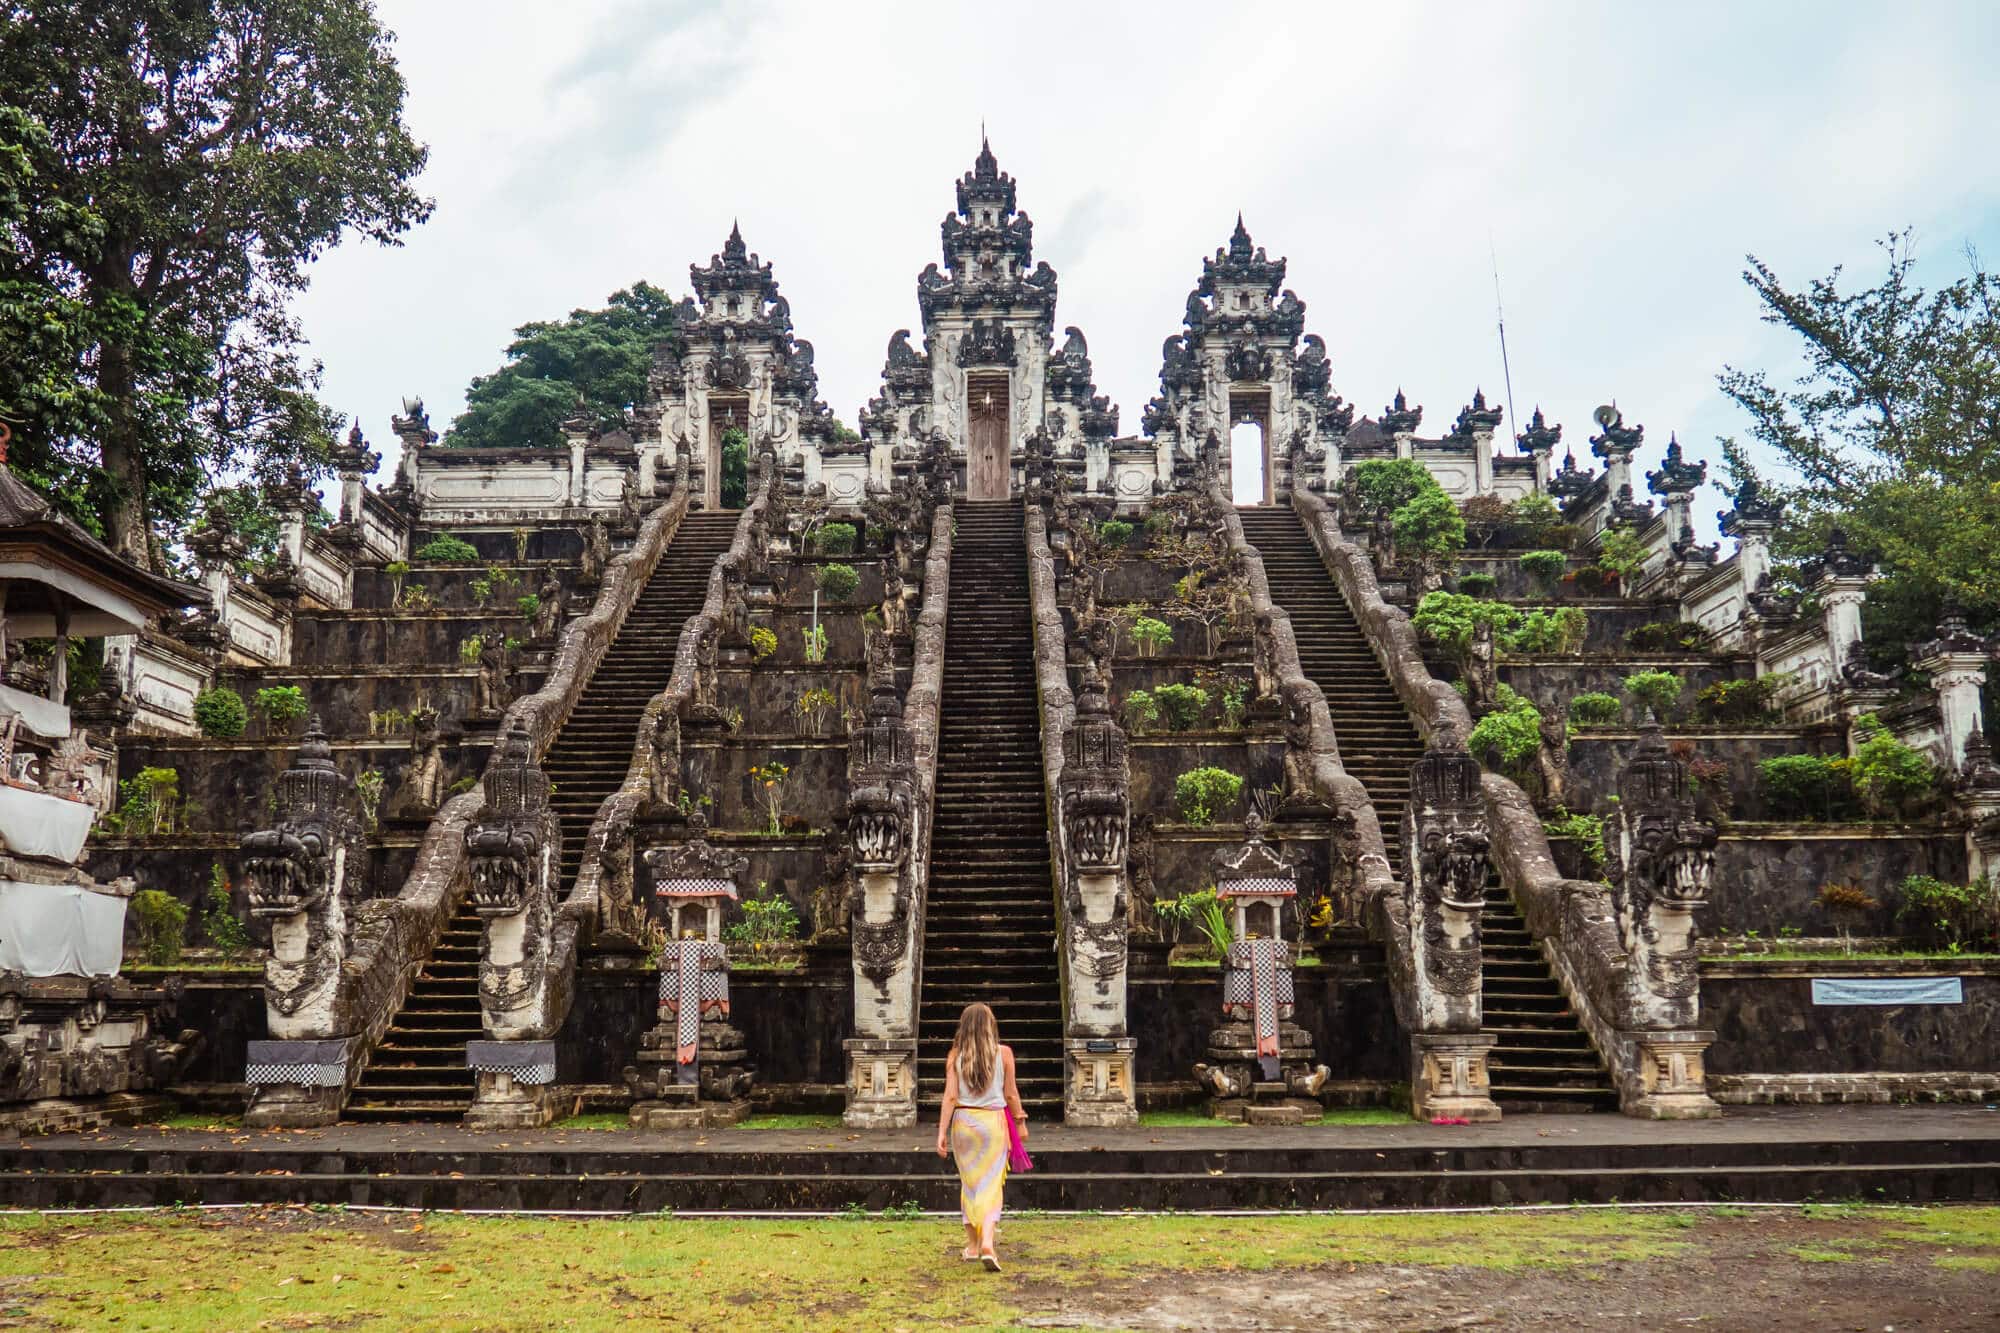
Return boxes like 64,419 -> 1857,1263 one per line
0,878 -> 127,976
0,784 -> 94,861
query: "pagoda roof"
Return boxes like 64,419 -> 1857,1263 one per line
0,456 -> 200,637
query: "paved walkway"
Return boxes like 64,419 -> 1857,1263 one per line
21,1103 -> 2000,1155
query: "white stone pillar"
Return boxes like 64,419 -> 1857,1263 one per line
1472,427 -> 1495,494
1818,574 -> 1868,680
567,436 -> 588,508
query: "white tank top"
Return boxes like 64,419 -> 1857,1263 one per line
957,1049 -> 1007,1108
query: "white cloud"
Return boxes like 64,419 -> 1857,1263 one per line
295,0 -> 2000,536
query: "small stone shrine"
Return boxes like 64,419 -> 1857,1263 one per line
1194,816 -> 1329,1124
628,815 -> 754,1127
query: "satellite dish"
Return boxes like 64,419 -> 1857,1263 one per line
1593,404 -> 1621,429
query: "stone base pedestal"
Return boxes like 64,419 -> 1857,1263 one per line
1063,1037 -> 1137,1127
1410,1031 -> 1501,1122
622,1019 -> 754,1129
243,1037 -> 355,1128
465,1041 -> 561,1129
844,1037 -> 917,1129
1195,1020 -> 1330,1124
1623,1028 -> 1720,1119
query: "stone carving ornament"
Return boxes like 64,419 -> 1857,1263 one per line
465,724 -> 562,1036
1606,725 -> 1716,1014
240,720 -> 366,1029
1401,725 -> 1491,1002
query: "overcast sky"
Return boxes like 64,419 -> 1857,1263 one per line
295,0 -> 2000,537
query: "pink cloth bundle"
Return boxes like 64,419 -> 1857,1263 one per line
1004,1107 -> 1034,1173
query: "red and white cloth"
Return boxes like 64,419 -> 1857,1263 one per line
1223,939 -> 1294,1059
659,938 -> 730,1065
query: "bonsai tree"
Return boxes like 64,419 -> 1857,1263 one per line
1622,670 -> 1684,723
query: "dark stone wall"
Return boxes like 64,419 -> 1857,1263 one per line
351,559 -> 587,612
292,611 -> 539,668
116,738 -> 489,834
1497,657 -> 1751,713
408,524 -> 586,564
1704,830 -> 1968,936
1703,965 -> 2000,1074
1566,729 -> 1844,821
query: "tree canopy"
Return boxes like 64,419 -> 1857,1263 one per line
1718,233 -> 2000,644
0,1 -> 430,564
447,283 -> 682,448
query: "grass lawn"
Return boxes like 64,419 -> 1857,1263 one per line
1,1206 -> 1995,1330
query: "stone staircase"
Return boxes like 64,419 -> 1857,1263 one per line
344,510 -> 741,1122
1235,506 -> 1616,1113
917,500 -> 1065,1118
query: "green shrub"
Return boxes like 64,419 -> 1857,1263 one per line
1570,692 -> 1623,726
815,522 -> 857,556
1596,527 -> 1649,580
1455,572 -> 1498,596
719,428 -> 749,508
1542,808 -> 1607,876
202,865 -> 251,959
1622,670 -> 1683,721
1626,621 -> 1706,652
1219,681 -> 1250,730
252,685 -> 310,732
1155,886 -> 1233,958
1097,519 -> 1134,547
1849,714 -> 1938,817
415,534 -> 480,563
801,624 -> 827,664
724,882 -> 803,949
130,889 -> 189,966
1143,511 -> 1174,541
1123,689 -> 1159,732
814,563 -> 860,600
356,769 -> 385,832
1896,875 -> 1998,952
1566,565 -> 1616,596
447,775 -> 479,797
1391,488 -> 1467,564
1505,492 -> 1566,548
1174,766 -> 1244,826
1504,607 -> 1589,655
192,687 -> 249,739
1468,686 -> 1543,774
1758,753 -> 1854,820
748,626 -> 778,661
1519,548 -> 1568,586
1152,683 -> 1210,731
1349,458 -> 1437,514
516,593 -> 541,621
110,767 -> 180,837
1412,592 -> 1520,660
1696,674 -> 1793,725
1129,616 -> 1174,657
458,634 -> 485,665
469,575 -> 493,604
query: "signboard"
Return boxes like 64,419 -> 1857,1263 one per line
1810,977 -> 1964,1006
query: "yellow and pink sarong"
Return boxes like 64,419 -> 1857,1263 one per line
949,1106 -> 1009,1230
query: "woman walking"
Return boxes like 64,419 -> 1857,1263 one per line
935,1001 -> 1027,1271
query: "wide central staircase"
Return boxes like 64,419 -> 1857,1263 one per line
917,501 -> 1065,1118
1236,505 -> 1616,1112
345,509 -> 741,1122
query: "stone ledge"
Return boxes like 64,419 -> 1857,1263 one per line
1703,957 -> 2000,979
1709,1072 -> 2000,1105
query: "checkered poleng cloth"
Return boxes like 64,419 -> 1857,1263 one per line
659,938 -> 730,1065
1223,939 -> 1294,1059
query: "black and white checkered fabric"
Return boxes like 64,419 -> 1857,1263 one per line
1219,877 -> 1295,898
654,877 -> 737,899
466,1040 -> 557,1086
244,1039 -> 352,1087
662,939 -> 729,1064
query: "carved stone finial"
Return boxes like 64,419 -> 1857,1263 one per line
1380,389 -> 1422,436
1645,433 -> 1707,496
1516,406 -> 1562,455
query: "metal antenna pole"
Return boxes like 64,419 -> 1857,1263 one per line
1490,235 -> 1519,439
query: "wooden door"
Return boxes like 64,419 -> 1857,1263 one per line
967,372 -> 1010,500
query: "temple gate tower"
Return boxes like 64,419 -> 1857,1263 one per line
644,223 -> 843,508
862,140 -> 1116,500
1146,218 -> 1352,503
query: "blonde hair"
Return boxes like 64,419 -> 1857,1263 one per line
951,1001 -> 999,1094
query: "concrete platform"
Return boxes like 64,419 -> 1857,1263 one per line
2,1105 -> 1997,1213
